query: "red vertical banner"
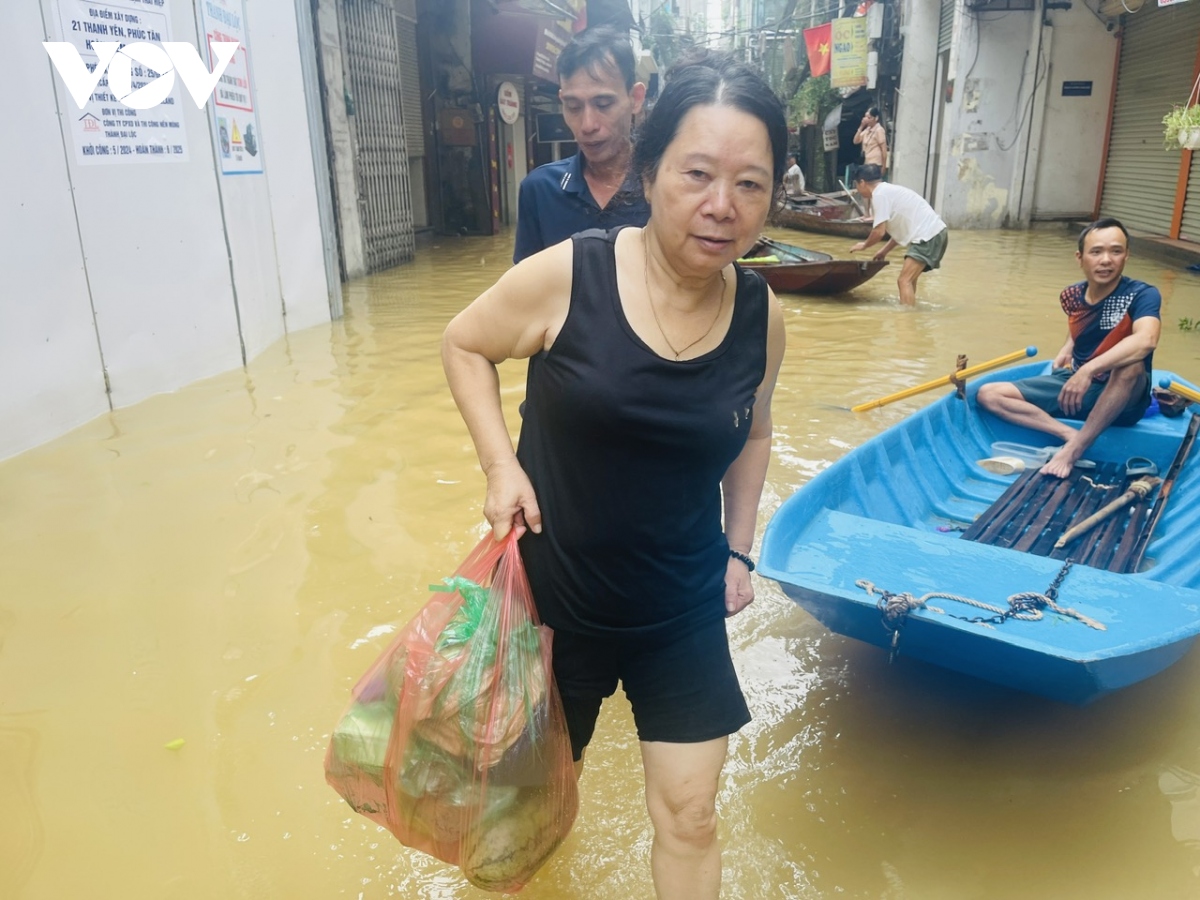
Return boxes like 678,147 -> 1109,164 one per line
804,23 -> 832,77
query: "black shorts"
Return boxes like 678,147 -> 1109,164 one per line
550,616 -> 751,761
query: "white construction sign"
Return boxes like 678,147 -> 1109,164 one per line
52,0 -> 190,164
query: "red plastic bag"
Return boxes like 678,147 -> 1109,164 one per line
325,530 -> 578,893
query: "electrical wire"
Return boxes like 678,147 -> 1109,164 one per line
995,46 -> 1046,151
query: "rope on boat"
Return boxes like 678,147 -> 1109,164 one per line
855,561 -> 1105,663
1078,475 -> 1120,491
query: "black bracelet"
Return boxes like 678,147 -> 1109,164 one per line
729,549 -> 755,572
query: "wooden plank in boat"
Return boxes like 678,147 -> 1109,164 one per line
1049,463 -> 1125,561
963,462 -> 1151,572
960,469 -> 1041,542
1012,476 -> 1078,552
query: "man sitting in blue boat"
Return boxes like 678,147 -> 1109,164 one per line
977,218 -> 1162,478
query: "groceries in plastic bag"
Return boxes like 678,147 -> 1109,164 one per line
325,530 -> 578,892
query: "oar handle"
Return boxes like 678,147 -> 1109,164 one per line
1159,378 -> 1200,406
852,346 -> 1037,413
840,179 -> 867,217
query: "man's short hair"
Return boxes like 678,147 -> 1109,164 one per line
1077,217 -> 1130,252
853,163 -> 883,184
556,26 -> 636,90
787,153 -> 797,163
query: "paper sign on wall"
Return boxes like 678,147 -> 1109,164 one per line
200,0 -> 262,174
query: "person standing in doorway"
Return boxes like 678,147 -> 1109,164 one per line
512,27 -> 649,263
853,106 -> 888,173
849,164 -> 948,306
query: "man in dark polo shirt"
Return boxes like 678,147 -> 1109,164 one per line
512,27 -> 650,263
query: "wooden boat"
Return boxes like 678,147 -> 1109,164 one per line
772,201 -> 874,238
738,237 -> 887,295
759,361 -> 1200,705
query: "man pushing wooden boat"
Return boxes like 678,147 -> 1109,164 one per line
977,218 -> 1162,478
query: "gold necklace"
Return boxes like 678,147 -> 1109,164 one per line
642,230 -> 728,361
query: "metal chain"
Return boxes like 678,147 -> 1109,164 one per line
1044,558 -> 1074,602
856,558 -> 1102,664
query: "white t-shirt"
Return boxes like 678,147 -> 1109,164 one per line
870,182 -> 945,246
784,163 -> 805,195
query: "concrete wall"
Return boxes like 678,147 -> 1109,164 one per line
1028,5 -> 1118,220
891,0 -> 940,193
2,0 -> 332,461
315,0 -> 366,279
936,8 -> 1035,228
893,0 -> 1117,228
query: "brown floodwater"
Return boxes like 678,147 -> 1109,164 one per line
3,227 -> 1200,900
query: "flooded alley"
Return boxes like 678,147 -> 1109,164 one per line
4,227 -> 1200,899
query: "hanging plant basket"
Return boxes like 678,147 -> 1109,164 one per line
1181,126 -> 1200,150
1163,76 -> 1200,150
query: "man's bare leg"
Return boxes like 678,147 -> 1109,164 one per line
897,256 -> 926,306
1039,364 -> 1144,477
976,382 -> 1078,443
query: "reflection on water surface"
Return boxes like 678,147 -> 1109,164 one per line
2,228 -> 1200,898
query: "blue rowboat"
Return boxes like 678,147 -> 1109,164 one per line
759,361 -> 1200,705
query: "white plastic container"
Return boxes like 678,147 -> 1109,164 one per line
990,441 -> 1058,466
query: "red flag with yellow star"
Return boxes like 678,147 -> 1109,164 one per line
803,22 -> 832,77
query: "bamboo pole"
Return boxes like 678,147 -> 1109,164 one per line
852,347 -> 1038,413
1159,379 -> 1200,406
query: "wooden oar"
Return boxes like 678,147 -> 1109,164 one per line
1053,476 -> 1160,550
1128,411 -> 1200,571
1159,378 -> 1200,406
852,347 -> 1038,413
839,179 -> 867,217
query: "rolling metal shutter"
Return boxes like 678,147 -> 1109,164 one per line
341,0 -> 415,272
396,0 -> 423,159
1100,6 -> 1200,236
1182,142 -> 1200,240
938,0 -> 955,54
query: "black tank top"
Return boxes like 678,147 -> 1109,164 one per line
516,227 -> 769,638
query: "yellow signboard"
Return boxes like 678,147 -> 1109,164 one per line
831,18 -> 869,89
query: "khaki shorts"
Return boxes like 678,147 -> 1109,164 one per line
905,228 -> 949,271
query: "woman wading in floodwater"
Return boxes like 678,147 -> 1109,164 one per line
442,51 -> 787,898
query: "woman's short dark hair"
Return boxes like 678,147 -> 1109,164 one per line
632,50 -> 788,193
556,26 -> 636,91
867,106 -> 881,120
1077,217 -> 1130,252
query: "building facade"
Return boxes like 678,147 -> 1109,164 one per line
891,0 -> 1200,240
